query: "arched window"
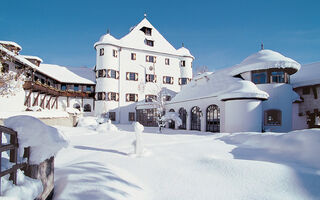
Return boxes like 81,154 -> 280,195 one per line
168,109 -> 175,129
73,103 -> 81,111
179,108 -> 187,130
264,109 -> 282,126
191,106 -> 202,131
84,104 -> 91,112
206,105 -> 220,132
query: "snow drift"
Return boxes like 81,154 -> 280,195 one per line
4,115 -> 69,164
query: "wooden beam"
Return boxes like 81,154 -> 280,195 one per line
40,94 -> 47,109
56,96 -> 59,109
51,96 -> 57,109
24,90 -> 32,106
46,96 -> 52,109
32,92 -> 40,106
312,86 -> 318,99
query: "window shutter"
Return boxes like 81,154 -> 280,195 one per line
135,94 -> 138,102
116,93 -> 119,101
146,56 -> 149,62
163,76 -> 166,84
107,92 -> 111,101
154,75 -> 157,83
102,92 -> 106,100
135,73 -> 138,81
116,71 -> 119,79
102,69 -> 106,77
107,69 -> 111,78
126,94 -> 129,102
178,78 -> 181,85
171,77 -> 174,84
154,57 -> 157,63
95,71 -> 99,78
95,93 -> 98,100
126,72 -> 129,80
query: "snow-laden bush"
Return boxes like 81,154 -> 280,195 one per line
161,112 -> 182,127
0,71 -> 24,96
96,119 -> 118,133
77,116 -> 99,127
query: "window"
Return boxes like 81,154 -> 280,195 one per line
61,84 -> 67,91
140,27 -> 152,36
191,106 -> 202,131
163,76 -> 173,84
96,92 -> 106,101
270,71 -> 285,83
109,112 -> 116,121
73,103 -> 81,111
113,49 -> 118,57
107,92 -> 119,101
129,112 -> 135,121
146,40 -> 154,47
181,60 -> 186,67
264,109 -> 282,126
302,87 -> 310,95
165,58 -> 170,65
179,108 -> 187,129
179,78 -> 189,85
131,53 -> 136,60
145,95 -> 157,102
74,84 -> 79,91
41,79 -> 45,84
126,93 -> 138,102
97,69 -> 106,78
84,104 -> 91,112
146,55 -> 156,63
126,72 -> 138,81
100,48 -> 104,56
146,74 -> 156,82
252,72 -> 267,84
106,69 -> 119,79
86,86 -> 91,92
206,105 -> 220,132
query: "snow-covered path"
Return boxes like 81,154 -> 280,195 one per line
53,125 -> 320,200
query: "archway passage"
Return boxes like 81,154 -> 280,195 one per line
84,104 -> 91,112
179,108 -> 187,130
73,103 -> 81,111
191,106 -> 201,131
206,105 -> 220,132
168,109 -> 175,129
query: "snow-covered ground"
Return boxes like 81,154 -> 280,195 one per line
53,121 -> 320,200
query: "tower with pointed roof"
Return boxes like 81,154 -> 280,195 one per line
94,17 -> 194,125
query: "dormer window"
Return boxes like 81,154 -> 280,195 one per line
140,27 -> 152,36
146,40 -> 154,47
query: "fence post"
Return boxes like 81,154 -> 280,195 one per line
9,133 -> 18,184
0,131 -> 2,195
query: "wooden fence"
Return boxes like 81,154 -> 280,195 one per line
0,125 -> 29,195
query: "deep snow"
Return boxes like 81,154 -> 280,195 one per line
52,122 -> 320,200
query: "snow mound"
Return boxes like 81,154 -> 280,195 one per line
220,129 -> 320,169
4,115 -> 69,164
96,120 -> 118,133
229,49 -> 301,76
133,122 -> 144,133
66,107 -> 80,114
25,106 -> 42,112
77,116 -> 98,127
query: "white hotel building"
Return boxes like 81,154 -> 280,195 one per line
94,17 -> 193,125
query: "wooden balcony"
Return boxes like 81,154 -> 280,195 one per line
23,81 -> 94,98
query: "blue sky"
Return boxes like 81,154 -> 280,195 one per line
1,0 -> 319,71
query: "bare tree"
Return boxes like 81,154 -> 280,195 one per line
194,65 -> 209,77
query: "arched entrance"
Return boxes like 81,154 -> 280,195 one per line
179,108 -> 187,130
206,105 -> 220,132
168,109 -> 175,129
191,106 -> 201,131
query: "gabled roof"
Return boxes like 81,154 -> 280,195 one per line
291,61 -> 320,88
22,55 -> 43,63
0,41 -> 22,50
229,49 -> 300,76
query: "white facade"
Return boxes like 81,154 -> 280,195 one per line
94,17 -> 194,124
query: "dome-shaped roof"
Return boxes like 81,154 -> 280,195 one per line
229,49 -> 301,76
94,33 -> 121,48
176,47 -> 194,59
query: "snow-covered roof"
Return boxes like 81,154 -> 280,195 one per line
176,47 -> 194,59
171,69 -> 269,103
22,55 -> 43,63
94,18 -> 194,58
38,64 -> 95,85
67,66 -> 96,83
0,45 -> 38,69
94,33 -> 121,48
0,40 -> 22,50
291,61 -> 320,88
229,49 -> 301,76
